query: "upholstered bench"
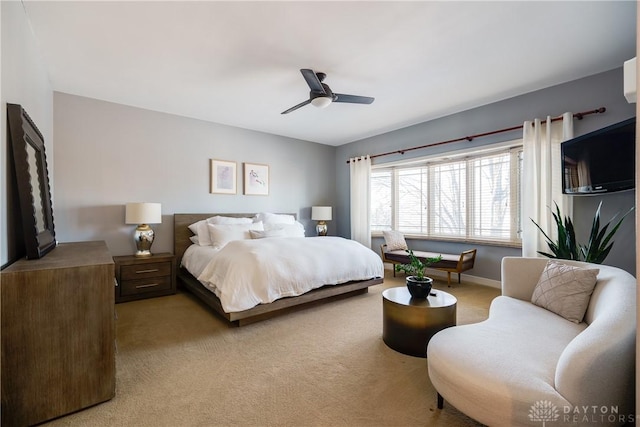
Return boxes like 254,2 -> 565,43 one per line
380,244 -> 476,286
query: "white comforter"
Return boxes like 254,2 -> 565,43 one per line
191,236 -> 383,313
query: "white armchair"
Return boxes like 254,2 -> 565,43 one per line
427,257 -> 636,426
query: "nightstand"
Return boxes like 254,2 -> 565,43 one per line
114,253 -> 176,303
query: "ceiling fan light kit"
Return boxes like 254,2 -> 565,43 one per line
311,96 -> 332,108
281,69 -> 374,114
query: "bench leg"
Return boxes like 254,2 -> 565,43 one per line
458,273 -> 461,283
447,272 -> 451,287
437,392 -> 444,409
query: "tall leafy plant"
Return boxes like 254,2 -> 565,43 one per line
532,201 -> 634,264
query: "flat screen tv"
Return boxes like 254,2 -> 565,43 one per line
561,117 -> 636,195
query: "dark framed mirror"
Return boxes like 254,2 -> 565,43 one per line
7,103 -> 56,259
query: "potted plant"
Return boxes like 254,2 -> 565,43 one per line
532,201 -> 634,263
395,249 -> 442,298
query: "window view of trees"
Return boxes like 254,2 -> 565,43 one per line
371,170 -> 392,231
371,146 -> 522,245
431,161 -> 466,237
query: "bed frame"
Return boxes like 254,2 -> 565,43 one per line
174,213 -> 383,326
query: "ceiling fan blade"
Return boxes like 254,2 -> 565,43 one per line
281,99 -> 312,115
300,69 -> 326,94
333,93 -> 375,104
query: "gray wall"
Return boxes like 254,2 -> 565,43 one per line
336,68 -> 636,279
1,2 -> 54,267
53,93 -> 336,256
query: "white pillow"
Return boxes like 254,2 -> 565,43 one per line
189,216 -> 253,246
254,212 -> 296,225
188,220 -> 212,246
250,228 -> 287,239
531,260 -> 599,323
383,230 -> 408,251
207,222 -> 264,249
207,215 -> 253,225
264,221 -> 305,237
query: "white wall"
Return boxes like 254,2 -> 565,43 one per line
53,93 -> 336,256
1,1 -> 53,267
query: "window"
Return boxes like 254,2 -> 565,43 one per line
371,169 -> 392,231
371,145 -> 522,245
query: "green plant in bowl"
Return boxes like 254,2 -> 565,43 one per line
395,249 -> 442,297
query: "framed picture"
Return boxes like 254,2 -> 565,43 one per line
243,162 -> 269,196
210,159 -> 237,194
7,104 -> 57,259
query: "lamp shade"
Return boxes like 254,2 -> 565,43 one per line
311,206 -> 332,221
125,202 -> 162,225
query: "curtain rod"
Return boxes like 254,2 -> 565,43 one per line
346,107 -> 606,164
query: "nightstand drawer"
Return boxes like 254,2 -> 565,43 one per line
120,276 -> 172,297
120,262 -> 171,280
114,253 -> 176,303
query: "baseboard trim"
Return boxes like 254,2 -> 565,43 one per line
458,273 -> 501,289
384,265 -> 501,289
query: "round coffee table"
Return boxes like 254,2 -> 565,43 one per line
382,286 -> 457,358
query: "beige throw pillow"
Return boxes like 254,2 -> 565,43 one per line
531,260 -> 599,323
382,230 -> 408,251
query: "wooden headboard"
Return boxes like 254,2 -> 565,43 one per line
173,213 -> 297,267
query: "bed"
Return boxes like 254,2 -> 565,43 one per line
174,213 -> 384,326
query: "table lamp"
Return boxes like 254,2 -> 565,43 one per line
125,202 -> 162,257
311,206 -> 332,236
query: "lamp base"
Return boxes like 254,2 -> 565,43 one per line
316,221 -> 328,236
133,224 -> 155,257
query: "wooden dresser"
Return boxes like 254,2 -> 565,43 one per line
1,241 -> 115,426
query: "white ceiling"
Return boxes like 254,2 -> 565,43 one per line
22,1 -> 637,146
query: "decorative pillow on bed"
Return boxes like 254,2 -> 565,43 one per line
382,230 -> 408,251
189,216 -> 253,246
207,216 -> 253,225
188,220 -> 213,246
264,221 -> 305,237
254,212 -> 296,225
250,228 -> 287,239
531,260 -> 599,323
207,221 -> 264,249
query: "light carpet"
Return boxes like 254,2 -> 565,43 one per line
45,271 -> 499,427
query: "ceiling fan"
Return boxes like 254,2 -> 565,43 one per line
281,69 -> 374,114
